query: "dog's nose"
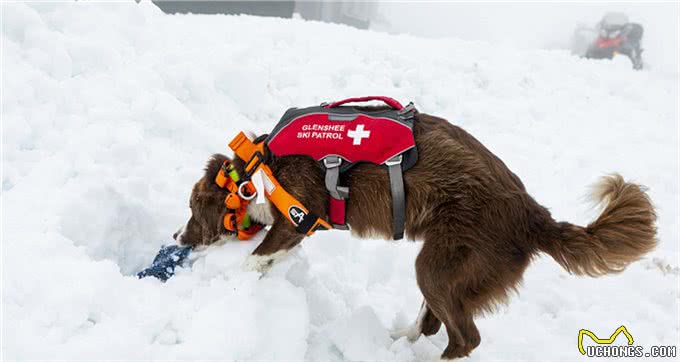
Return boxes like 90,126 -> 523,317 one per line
173,231 -> 179,240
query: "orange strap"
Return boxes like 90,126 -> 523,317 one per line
214,161 -> 263,240
229,132 -> 331,236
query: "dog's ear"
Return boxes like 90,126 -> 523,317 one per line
204,154 -> 229,181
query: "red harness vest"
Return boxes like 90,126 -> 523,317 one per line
265,96 -> 418,239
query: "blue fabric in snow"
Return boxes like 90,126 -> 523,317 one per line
137,244 -> 192,282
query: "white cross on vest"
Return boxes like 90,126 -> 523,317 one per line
347,124 -> 371,145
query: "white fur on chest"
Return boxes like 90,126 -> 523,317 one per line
247,198 -> 275,225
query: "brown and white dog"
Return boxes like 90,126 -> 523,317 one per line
175,112 -> 656,359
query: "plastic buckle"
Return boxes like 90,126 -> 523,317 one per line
323,156 -> 342,169
244,151 -> 264,179
385,154 -> 403,166
323,156 -> 349,200
398,102 -> 415,119
398,102 -> 415,113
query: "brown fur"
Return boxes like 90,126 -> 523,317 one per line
178,112 -> 657,359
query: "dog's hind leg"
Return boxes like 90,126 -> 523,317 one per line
421,302 -> 443,336
416,237 -> 483,360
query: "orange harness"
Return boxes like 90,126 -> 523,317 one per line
214,132 -> 331,240
214,159 -> 264,240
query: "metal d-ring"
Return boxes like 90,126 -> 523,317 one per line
238,181 -> 257,200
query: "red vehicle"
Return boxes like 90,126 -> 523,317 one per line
585,12 -> 644,70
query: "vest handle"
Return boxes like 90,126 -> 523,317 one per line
323,96 -> 404,110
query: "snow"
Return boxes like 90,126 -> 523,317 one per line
2,2 -> 678,361
375,2 -> 680,75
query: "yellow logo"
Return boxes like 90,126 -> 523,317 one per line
578,325 -> 634,355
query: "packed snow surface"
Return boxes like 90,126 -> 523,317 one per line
2,2 -> 679,361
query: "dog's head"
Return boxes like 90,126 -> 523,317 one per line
174,154 -> 237,246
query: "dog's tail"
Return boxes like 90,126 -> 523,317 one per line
541,174 -> 656,277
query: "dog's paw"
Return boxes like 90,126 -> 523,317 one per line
242,254 -> 273,274
242,250 -> 289,274
390,324 -> 421,342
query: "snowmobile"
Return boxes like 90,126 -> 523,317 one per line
573,12 -> 644,70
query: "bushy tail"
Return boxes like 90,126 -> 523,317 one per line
542,174 -> 657,277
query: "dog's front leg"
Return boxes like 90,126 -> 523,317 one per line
242,216 -> 304,274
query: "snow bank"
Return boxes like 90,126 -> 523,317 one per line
2,2 -> 678,360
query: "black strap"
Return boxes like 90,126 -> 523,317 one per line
386,155 -> 405,240
295,212 -> 320,234
243,151 -> 264,179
